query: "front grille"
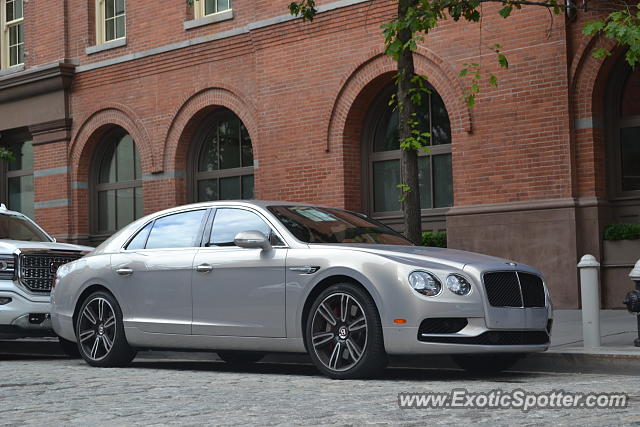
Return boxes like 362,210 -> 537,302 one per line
419,330 -> 550,345
19,253 -> 82,293
419,318 -> 468,335
483,271 -> 545,308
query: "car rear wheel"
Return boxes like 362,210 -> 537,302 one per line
58,336 -> 80,358
217,351 -> 265,365
305,283 -> 387,379
75,291 -> 136,367
452,353 -> 522,374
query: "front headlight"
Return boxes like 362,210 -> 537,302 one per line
0,255 -> 16,280
408,271 -> 442,297
446,274 -> 472,296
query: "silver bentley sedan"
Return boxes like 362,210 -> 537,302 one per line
51,201 -> 552,379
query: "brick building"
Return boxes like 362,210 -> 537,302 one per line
0,0 -> 637,308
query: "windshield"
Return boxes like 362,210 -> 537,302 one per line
268,206 -> 412,245
0,213 -> 51,242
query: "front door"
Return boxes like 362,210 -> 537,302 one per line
191,207 -> 287,337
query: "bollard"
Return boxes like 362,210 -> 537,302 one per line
623,260 -> 640,347
577,254 -> 601,348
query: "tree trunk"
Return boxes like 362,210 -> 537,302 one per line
397,0 -> 422,245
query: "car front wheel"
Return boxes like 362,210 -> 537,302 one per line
305,283 -> 387,379
75,291 -> 136,367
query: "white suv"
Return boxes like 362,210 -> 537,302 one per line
0,204 -> 92,355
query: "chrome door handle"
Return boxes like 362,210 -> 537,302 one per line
116,267 -> 133,276
195,264 -> 213,273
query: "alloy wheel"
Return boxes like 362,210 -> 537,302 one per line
310,292 -> 368,372
78,297 -> 117,361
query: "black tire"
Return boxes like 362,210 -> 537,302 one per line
75,290 -> 136,367
58,336 -> 80,358
452,353 -> 522,374
217,351 -> 265,365
305,283 -> 387,379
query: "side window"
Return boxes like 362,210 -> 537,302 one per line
145,210 -> 207,249
210,208 -> 279,247
126,222 -> 152,250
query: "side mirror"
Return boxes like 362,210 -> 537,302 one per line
234,230 -> 272,250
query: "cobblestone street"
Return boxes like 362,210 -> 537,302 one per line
0,347 -> 638,426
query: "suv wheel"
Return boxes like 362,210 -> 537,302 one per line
75,291 -> 136,367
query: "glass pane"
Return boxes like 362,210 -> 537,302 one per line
99,146 -> 116,184
9,46 -> 17,66
197,178 -> 218,201
210,208 -> 272,246
240,124 -> 253,167
146,210 -> 207,249
134,187 -> 143,219
242,174 -> 254,199
373,160 -> 400,212
116,0 -> 125,15
116,15 -> 125,38
6,0 -> 13,21
9,25 -> 17,46
116,188 -> 135,229
418,156 -> 432,209
15,0 -> 22,19
205,0 -> 215,15
373,106 -> 400,152
116,135 -> 135,182
620,127 -> 640,191
126,222 -> 152,250
220,176 -> 240,200
134,143 -> 141,180
431,91 -> 451,145
433,154 -> 453,208
106,19 -> 115,41
105,0 -> 115,19
8,175 -> 34,219
98,190 -> 116,232
217,0 -> 229,12
8,140 -> 32,172
198,131 -> 218,172
17,43 -> 23,65
218,117 -> 240,170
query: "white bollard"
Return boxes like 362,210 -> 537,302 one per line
577,254 -> 601,348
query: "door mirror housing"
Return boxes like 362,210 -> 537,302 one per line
234,230 -> 272,250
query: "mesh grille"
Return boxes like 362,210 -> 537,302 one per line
419,318 -> 468,335
419,330 -> 549,345
483,272 -> 522,307
518,272 -> 546,307
19,253 -> 82,293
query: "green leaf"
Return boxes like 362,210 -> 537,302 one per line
459,68 -> 468,77
465,93 -> 475,107
583,20 -> 606,35
498,54 -> 509,68
488,74 -> 498,87
499,6 -> 512,19
593,47 -> 612,59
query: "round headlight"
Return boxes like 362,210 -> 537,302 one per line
446,274 -> 472,296
408,271 -> 441,297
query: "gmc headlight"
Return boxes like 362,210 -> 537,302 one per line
446,274 -> 472,296
408,271 -> 441,297
0,255 -> 16,280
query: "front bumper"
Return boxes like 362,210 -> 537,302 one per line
0,282 -> 54,339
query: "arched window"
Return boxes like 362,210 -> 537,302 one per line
92,128 -> 143,237
365,84 -> 453,219
1,133 -> 33,218
191,109 -> 254,201
607,62 -> 640,222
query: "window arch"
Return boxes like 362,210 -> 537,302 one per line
606,61 -> 640,222
91,128 -> 143,237
190,109 -> 254,202
1,131 -> 33,218
364,83 -> 453,220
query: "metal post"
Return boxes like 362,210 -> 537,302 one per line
577,254 -> 601,348
627,260 -> 640,347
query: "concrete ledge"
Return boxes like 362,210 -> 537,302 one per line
86,38 -> 127,55
184,9 -> 234,30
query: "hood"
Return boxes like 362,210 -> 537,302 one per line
0,240 -> 93,254
310,243 -> 524,271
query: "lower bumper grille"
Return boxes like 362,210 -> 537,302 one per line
19,253 -> 82,293
419,330 -> 550,345
419,318 -> 469,335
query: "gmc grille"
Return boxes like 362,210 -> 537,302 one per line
483,271 -> 545,308
19,253 -> 82,293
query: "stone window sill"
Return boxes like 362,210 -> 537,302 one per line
0,64 -> 25,77
184,9 -> 234,30
86,38 -> 127,55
